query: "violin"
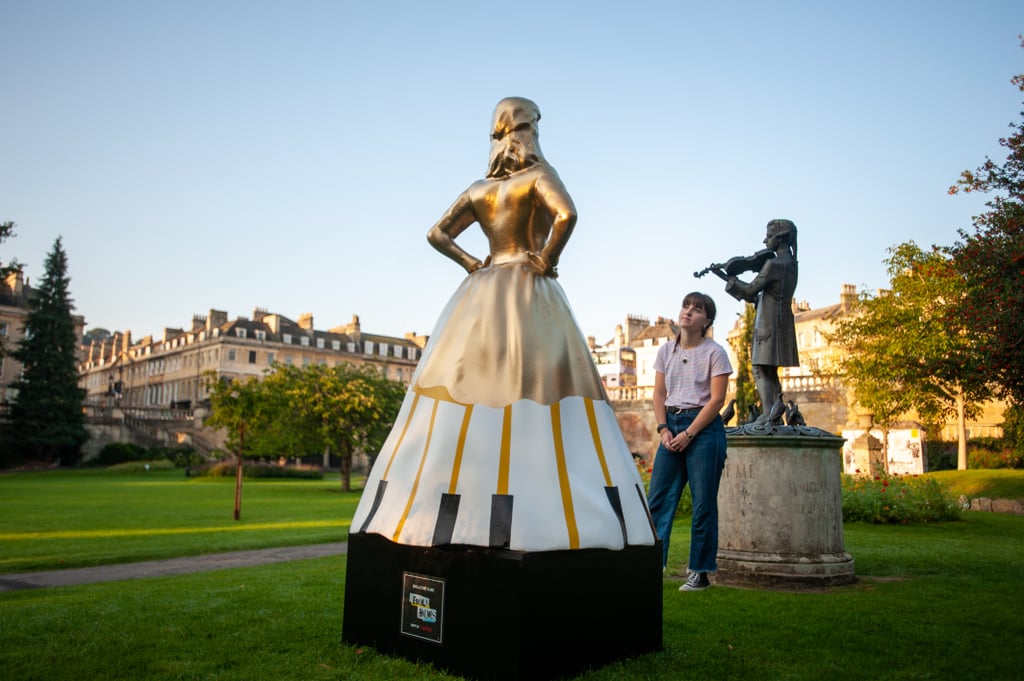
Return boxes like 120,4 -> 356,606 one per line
694,248 -> 775,281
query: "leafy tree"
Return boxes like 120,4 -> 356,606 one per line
728,302 -> 758,424
0,221 -> 20,282
204,363 -> 406,493
827,242 -> 993,470
82,328 -> 112,346
946,46 -> 1024,406
203,372 -> 264,520
9,237 -> 88,465
271,362 -> 405,492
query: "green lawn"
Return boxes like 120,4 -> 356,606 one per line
0,468 -> 356,572
927,468 -> 1024,500
1,468 -> 1021,680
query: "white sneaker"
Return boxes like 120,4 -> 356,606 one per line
679,571 -> 710,591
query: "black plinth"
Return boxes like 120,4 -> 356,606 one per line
342,532 -> 663,681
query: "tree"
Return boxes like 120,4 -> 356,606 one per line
0,221 -> 23,359
203,363 -> 406,493
9,237 -> 88,465
827,242 -> 993,470
272,363 -> 405,492
0,221 -> 20,282
203,373 -> 264,520
946,46 -> 1024,406
728,302 -> 758,424
82,328 -> 112,346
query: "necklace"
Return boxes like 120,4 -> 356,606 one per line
679,339 -> 701,364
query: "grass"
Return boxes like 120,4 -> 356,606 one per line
1,469 -> 1022,680
926,468 -> 1024,500
0,468 -> 355,572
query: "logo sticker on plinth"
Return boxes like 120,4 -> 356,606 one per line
401,572 -> 445,643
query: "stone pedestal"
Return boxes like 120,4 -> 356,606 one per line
343,532 -> 663,681
716,431 -> 855,588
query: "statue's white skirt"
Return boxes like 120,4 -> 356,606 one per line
351,389 -> 656,552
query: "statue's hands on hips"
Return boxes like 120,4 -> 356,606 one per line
466,255 -> 491,274
526,251 -> 558,278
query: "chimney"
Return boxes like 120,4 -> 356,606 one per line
297,312 -> 314,332
207,309 -> 228,332
840,284 -> 857,311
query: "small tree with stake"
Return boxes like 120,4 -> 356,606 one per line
204,373 -> 262,520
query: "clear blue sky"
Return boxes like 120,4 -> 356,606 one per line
2,1 -> 1022,344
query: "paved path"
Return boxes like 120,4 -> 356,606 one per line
0,543 -> 348,592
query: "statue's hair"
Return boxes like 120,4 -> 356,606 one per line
486,97 -> 546,178
767,219 -> 798,260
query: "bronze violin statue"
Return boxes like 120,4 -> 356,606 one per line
693,248 -> 776,282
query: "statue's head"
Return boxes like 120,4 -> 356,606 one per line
766,219 -> 796,241
765,219 -> 798,256
487,97 -> 546,178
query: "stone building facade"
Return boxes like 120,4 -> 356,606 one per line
78,307 -> 427,412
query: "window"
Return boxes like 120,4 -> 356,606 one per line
316,337 -> 325,349
379,343 -> 388,357
248,351 -> 257,364
300,336 -> 310,347
228,349 -> 237,362
235,328 -> 247,339
332,340 -> 341,351
347,342 -> 355,352
255,330 -> 266,341
267,352 -> 275,364
284,354 -> 293,366
365,341 -> 374,355
283,333 -> 292,344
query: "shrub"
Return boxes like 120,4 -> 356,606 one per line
189,461 -> 323,480
841,472 -> 961,523
106,460 -> 176,473
1002,400 -> 1024,465
927,441 -> 957,471
967,437 -> 1024,469
95,442 -> 151,466
150,446 -> 205,468
928,437 -> 1023,471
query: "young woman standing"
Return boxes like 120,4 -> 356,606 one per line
647,291 -> 732,591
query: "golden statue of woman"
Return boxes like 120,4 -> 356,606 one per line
351,97 -> 656,552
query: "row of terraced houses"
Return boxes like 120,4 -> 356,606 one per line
1,267 -> 1006,466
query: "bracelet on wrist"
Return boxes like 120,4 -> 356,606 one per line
656,423 -> 668,434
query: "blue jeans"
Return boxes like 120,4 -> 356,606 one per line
646,411 -> 727,572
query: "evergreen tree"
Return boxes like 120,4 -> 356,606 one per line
10,237 -> 88,465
